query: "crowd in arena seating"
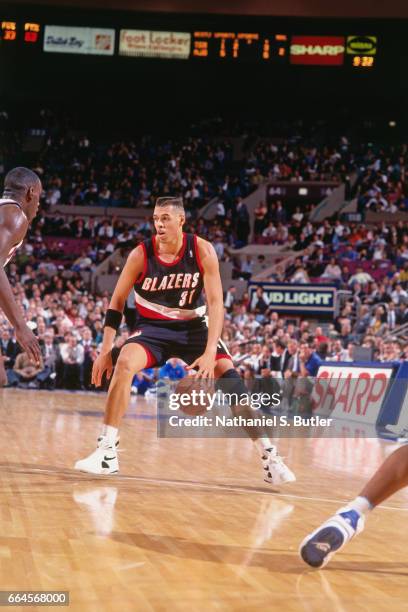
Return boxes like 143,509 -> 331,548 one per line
354,144 -> 408,213
36,133 -> 247,211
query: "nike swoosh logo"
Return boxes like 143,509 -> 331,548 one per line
104,456 -> 116,461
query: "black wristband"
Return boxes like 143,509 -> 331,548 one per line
104,309 -> 122,331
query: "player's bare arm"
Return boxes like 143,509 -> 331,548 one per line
186,237 -> 224,378
92,245 -> 145,387
0,206 -> 41,363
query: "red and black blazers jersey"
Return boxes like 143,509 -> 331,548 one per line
134,232 -> 206,324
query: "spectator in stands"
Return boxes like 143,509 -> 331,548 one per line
380,340 -> 399,362
81,328 -> 96,390
343,245 -> 359,261
60,334 -> 85,390
299,341 -> 323,377
367,191 -> 388,211
348,267 -> 374,288
386,302 -> 398,330
235,197 -> 250,246
254,201 -> 268,237
40,331 -> 60,389
7,352 -> 44,389
274,201 -> 287,224
321,257 -> 342,282
391,283 -> 408,305
224,286 -> 237,312
396,303 -> 408,325
159,358 -> 185,381
250,286 -> 270,322
240,256 -> 253,281
270,339 -> 290,375
243,343 -> 263,373
292,206 -> 304,223
213,236 -> 225,260
316,341 -> 329,360
290,264 -> 310,284
131,369 -> 155,395
262,221 -> 277,241
368,306 -> 386,334
0,328 -> 19,370
284,339 -> 300,375
328,339 -> 349,361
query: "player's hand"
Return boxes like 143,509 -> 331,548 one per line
15,324 -> 41,365
92,351 -> 113,387
186,350 -> 216,379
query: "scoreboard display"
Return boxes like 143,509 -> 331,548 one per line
192,32 -> 288,63
0,19 -> 378,69
192,32 -> 377,68
1,20 -> 40,44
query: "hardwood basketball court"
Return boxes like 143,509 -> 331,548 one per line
1,389 -> 407,611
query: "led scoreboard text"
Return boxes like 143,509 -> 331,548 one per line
192,31 -> 288,62
24,23 -> 40,43
0,21 -> 40,43
1,21 -> 16,41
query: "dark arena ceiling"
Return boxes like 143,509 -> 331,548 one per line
7,0 -> 408,18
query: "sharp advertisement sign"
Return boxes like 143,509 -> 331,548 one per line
290,35 -> 345,65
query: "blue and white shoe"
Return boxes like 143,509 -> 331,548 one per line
299,506 -> 365,568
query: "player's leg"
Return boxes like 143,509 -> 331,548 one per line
359,444 -> 408,504
74,343 -> 149,475
214,358 -> 295,485
300,445 -> 408,568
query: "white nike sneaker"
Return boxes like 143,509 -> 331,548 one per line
74,435 -> 119,475
262,447 -> 296,485
299,506 -> 365,568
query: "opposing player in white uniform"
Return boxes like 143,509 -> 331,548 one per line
0,167 -> 42,373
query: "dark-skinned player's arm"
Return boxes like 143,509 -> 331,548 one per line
92,245 -> 144,387
0,208 -> 41,364
186,238 -> 224,378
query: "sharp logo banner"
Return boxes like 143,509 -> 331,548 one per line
290,36 -> 345,65
44,25 -> 115,55
312,364 -> 394,425
119,30 -> 191,59
249,283 -> 337,314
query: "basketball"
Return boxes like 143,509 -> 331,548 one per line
174,376 -> 214,416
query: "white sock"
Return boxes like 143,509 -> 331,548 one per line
346,496 -> 373,515
101,424 -> 118,447
255,438 -> 276,457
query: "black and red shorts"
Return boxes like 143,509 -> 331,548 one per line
112,318 -> 232,368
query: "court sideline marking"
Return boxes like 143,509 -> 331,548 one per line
12,465 -> 408,513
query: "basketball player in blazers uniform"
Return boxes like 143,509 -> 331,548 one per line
0,167 -> 42,384
75,197 -> 295,485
